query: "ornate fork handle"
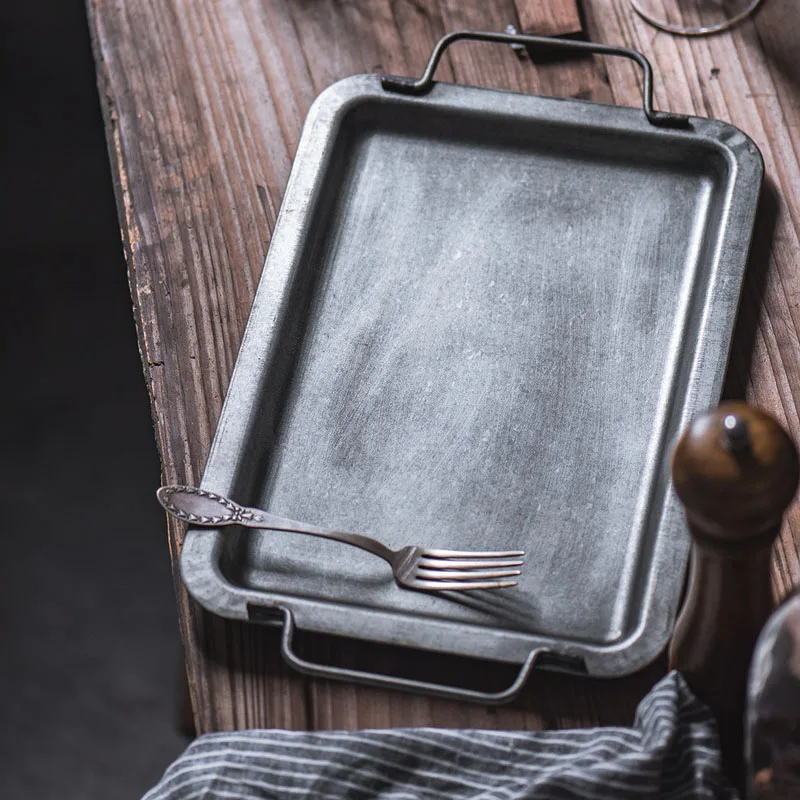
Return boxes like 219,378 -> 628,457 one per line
157,485 -> 396,563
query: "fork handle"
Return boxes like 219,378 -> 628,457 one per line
157,486 -> 396,562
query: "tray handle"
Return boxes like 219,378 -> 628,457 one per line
279,607 -> 545,705
381,30 -> 689,129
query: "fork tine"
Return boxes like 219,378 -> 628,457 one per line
416,568 -> 522,580
423,549 -> 525,558
411,579 -> 519,591
418,557 -> 524,569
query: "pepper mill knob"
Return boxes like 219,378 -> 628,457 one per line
669,401 -> 799,790
672,401 -> 799,542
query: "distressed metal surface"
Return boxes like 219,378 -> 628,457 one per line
180,71 -> 762,689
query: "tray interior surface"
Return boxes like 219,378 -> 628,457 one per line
220,98 -> 731,648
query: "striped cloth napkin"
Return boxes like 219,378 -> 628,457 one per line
143,671 -> 736,799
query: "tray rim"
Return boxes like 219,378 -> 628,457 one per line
179,73 -> 764,687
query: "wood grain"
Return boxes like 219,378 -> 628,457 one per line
86,0 -> 800,733
514,0 -> 583,37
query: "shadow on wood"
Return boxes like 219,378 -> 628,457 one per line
723,179 -> 779,401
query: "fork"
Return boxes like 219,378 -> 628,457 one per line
158,486 -> 524,591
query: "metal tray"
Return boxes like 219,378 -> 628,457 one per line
181,31 -> 763,703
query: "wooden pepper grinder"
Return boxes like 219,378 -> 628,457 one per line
669,401 -> 799,788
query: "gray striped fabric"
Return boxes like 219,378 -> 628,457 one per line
144,671 -> 736,799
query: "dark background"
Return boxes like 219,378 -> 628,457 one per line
0,1 -> 188,797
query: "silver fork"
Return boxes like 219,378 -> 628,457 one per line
158,486 -> 524,591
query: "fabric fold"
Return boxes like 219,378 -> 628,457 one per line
144,671 -> 736,799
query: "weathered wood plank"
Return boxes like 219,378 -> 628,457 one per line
514,0 -> 583,37
86,0 -> 800,734
87,0 -> 312,732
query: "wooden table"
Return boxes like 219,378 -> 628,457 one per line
87,0 -> 800,733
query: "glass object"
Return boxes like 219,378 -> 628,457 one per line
747,592 -> 800,799
630,0 -> 764,36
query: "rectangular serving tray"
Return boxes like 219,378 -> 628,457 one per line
180,32 -> 763,702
